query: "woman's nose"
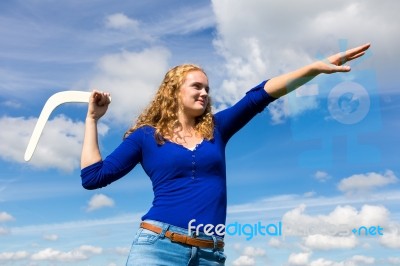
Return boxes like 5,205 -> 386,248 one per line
200,88 -> 208,97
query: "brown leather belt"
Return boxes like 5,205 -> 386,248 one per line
140,222 -> 224,249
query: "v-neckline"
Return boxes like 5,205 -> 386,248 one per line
165,138 -> 204,151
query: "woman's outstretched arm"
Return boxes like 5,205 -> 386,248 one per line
264,43 -> 371,98
81,90 -> 111,169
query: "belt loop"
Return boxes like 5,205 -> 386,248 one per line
190,229 -> 198,238
188,246 -> 198,264
159,223 -> 170,238
211,235 -> 217,251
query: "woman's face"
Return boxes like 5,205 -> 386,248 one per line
178,70 -> 209,118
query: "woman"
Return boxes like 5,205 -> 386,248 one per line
81,43 -> 370,265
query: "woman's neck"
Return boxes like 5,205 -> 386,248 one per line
177,112 -> 196,132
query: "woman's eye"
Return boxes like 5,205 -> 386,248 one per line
192,83 -> 209,92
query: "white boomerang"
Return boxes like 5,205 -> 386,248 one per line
24,91 -> 111,162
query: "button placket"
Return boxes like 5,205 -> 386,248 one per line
191,147 -> 196,179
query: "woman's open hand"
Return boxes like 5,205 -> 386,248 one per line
314,43 -> 371,74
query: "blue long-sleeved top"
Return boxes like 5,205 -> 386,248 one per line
81,80 -> 276,231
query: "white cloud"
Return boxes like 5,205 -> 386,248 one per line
253,81 -> 319,124
338,170 -> 398,194
282,203 -> 390,249
268,238 -> 284,248
105,13 -> 139,30
388,257 -> 400,264
1,100 -> 21,109
114,247 -> 130,256
310,258 -> 338,266
31,245 -> 102,262
31,248 -> 84,261
303,191 -> 316,198
267,98 -> 286,124
357,204 -> 390,226
0,226 -> 10,235
0,251 -> 29,261
148,5 -> 216,36
288,252 -> 311,266
0,116 -> 36,164
304,234 -> 358,250
227,189 -> 400,219
0,115 -> 109,172
89,47 -> 171,125
87,194 -> 115,212
266,90 -> 319,124
10,213 -> 141,236
309,255 -> 375,266
380,227 -> 400,249
102,13 -> 153,43
232,255 -> 255,266
42,234 -> 59,241
231,246 -> 265,266
0,211 -> 15,222
314,171 -> 331,182
286,84 -> 320,117
78,245 -> 102,254
211,0 -> 400,124
242,246 -> 266,257
351,255 -> 375,264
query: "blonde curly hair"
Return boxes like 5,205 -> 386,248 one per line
124,64 -> 214,143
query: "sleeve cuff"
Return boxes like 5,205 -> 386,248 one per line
245,80 -> 277,111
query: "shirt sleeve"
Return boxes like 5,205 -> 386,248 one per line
214,80 -> 277,143
80,128 -> 143,189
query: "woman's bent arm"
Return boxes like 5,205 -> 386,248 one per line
81,91 -> 111,169
81,117 -> 102,168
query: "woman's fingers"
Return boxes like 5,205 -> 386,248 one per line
337,65 -> 351,72
91,90 -> 111,106
346,43 -> 370,59
347,51 -> 366,61
327,43 -> 370,68
341,43 -> 370,64
87,90 -> 111,120
101,92 -> 111,106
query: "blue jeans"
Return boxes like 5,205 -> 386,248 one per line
126,220 -> 227,265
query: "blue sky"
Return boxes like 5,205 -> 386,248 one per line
1,0 -> 400,265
